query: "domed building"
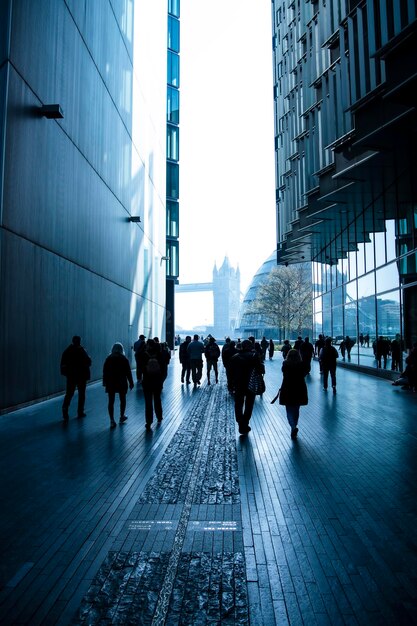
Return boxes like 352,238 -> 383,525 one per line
235,252 -> 279,340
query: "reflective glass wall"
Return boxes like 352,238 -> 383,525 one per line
313,203 -> 417,373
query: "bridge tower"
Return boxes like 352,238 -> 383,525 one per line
212,257 -> 240,339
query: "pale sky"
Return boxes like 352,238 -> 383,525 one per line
176,1 -> 277,329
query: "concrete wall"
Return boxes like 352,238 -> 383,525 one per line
0,0 -> 167,410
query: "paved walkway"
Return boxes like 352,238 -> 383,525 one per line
1,354 -> 417,625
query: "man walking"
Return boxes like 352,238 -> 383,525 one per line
204,336 -> 221,384
179,335 -> 192,383
61,336 -> 92,420
187,334 -> 205,387
133,334 -> 146,385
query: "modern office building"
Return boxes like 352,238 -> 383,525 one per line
272,0 -> 417,372
0,1 -> 172,411
165,0 -> 180,348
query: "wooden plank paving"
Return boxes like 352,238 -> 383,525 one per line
0,351 -> 416,624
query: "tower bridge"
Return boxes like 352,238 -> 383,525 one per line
175,257 -> 240,338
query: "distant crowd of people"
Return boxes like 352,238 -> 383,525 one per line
60,330 -> 416,439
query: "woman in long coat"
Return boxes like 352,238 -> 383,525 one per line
103,343 -> 134,428
279,349 -> 308,439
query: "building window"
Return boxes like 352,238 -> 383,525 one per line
166,240 -> 179,278
168,16 -> 180,52
167,87 -> 179,124
167,124 -> 179,161
168,0 -> 180,18
166,162 -> 179,200
168,51 -> 180,87
166,201 -> 179,238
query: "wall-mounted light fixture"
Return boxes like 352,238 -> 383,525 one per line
39,104 -> 64,119
128,216 -> 141,223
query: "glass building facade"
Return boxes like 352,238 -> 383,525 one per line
165,0 -> 180,348
272,0 -> 417,373
0,1 -> 170,410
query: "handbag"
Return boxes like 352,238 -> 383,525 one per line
248,368 -> 265,395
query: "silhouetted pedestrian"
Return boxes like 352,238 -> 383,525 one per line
345,335 -> 354,360
204,336 -> 221,384
299,336 -> 314,374
222,338 -> 238,391
60,335 -> 92,421
268,339 -> 275,360
279,349 -> 308,439
229,339 -> 265,435
133,334 -> 146,385
260,336 -> 268,361
319,337 -> 338,393
103,342 -> 134,428
376,336 -> 390,369
142,339 -> 165,430
179,335 -> 192,384
281,339 -> 292,360
187,334 -> 205,387
390,334 -> 402,372
314,334 -> 325,372
293,336 -> 303,351
160,341 -> 171,386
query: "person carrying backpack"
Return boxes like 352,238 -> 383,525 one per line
204,336 -> 221,385
142,339 -> 165,430
319,337 -> 339,393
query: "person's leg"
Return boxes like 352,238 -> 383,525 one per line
213,361 -> 219,383
240,391 -> 255,432
107,391 -> 116,422
286,405 -> 300,437
62,379 -> 76,418
191,360 -> 198,384
323,368 -> 329,389
234,391 -> 244,424
197,359 -> 203,383
207,361 -> 212,384
154,388 -> 163,421
143,387 -> 154,427
119,392 -> 127,421
185,365 -> 191,383
330,367 -> 336,390
77,380 -> 87,416
181,363 -> 186,383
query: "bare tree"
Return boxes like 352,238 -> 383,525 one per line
247,263 -> 312,339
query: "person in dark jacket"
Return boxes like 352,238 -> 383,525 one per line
179,336 -> 192,383
61,335 -> 92,421
260,337 -> 268,361
228,339 -> 265,434
268,339 -> 275,360
299,337 -> 314,374
222,338 -> 238,391
187,334 -> 205,387
279,349 -> 308,439
133,334 -> 146,385
103,342 -> 134,428
204,336 -> 221,384
281,339 -> 292,360
319,337 -> 339,393
141,339 -> 165,430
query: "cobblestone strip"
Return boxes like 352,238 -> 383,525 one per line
151,385 -> 220,625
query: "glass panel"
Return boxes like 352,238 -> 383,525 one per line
344,302 -> 358,364
167,125 -> 179,161
376,262 -> 399,293
357,242 -> 365,276
376,290 -> 401,370
358,295 -> 376,368
168,0 -> 180,17
348,249 -> 357,280
166,162 -> 179,199
357,273 -> 375,299
168,16 -> 180,52
167,87 -> 179,124
333,306 -> 344,341
322,292 -> 331,337
365,233 -> 375,272
386,219 -> 396,262
168,51 -> 180,87
333,285 -> 343,308
314,294 -> 322,313
314,309 -> 323,338
374,230 -> 386,267
166,201 -> 179,238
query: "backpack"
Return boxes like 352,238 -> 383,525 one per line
146,356 -> 161,375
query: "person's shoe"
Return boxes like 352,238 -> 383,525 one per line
77,412 -> 86,418
193,382 -> 197,388
186,379 -> 190,384
181,377 -> 184,383
62,415 -> 69,422
145,423 -> 152,431
291,427 -> 298,439
239,425 -> 251,434
110,420 -> 117,429
215,379 -> 219,383
119,415 -> 128,424
157,416 -> 163,422
207,380 -> 211,385
323,387 -> 328,391
332,386 -> 336,394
